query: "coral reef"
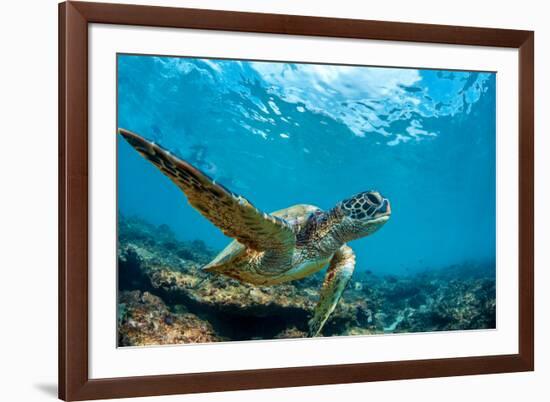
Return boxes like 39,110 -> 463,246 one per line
117,215 -> 496,346
118,290 -> 224,346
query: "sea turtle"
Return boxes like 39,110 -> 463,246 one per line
119,128 -> 391,337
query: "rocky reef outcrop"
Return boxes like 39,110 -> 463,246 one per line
117,215 -> 496,346
118,290 -> 224,346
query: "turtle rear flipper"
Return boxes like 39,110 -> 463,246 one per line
119,128 -> 295,253
308,245 -> 356,337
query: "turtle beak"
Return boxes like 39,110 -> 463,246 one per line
375,199 -> 391,217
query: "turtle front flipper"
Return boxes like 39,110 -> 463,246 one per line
308,245 -> 356,337
119,128 -> 295,253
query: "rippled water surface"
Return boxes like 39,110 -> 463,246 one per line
117,54 -> 496,274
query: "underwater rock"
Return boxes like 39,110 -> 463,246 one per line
150,266 -> 317,314
117,216 -> 496,342
118,290 -> 224,346
117,216 -> 361,338
406,277 -> 495,331
379,274 -> 496,333
274,326 -> 308,339
119,215 -> 214,265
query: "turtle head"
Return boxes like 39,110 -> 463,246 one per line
335,191 -> 391,241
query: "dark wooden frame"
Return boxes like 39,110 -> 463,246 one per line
59,1 -> 534,400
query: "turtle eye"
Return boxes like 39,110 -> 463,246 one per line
366,192 -> 381,205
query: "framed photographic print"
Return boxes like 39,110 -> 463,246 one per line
59,1 -> 534,400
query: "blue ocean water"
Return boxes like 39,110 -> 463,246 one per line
117,54 -> 496,275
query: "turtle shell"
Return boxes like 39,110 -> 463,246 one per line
202,204 -> 320,271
